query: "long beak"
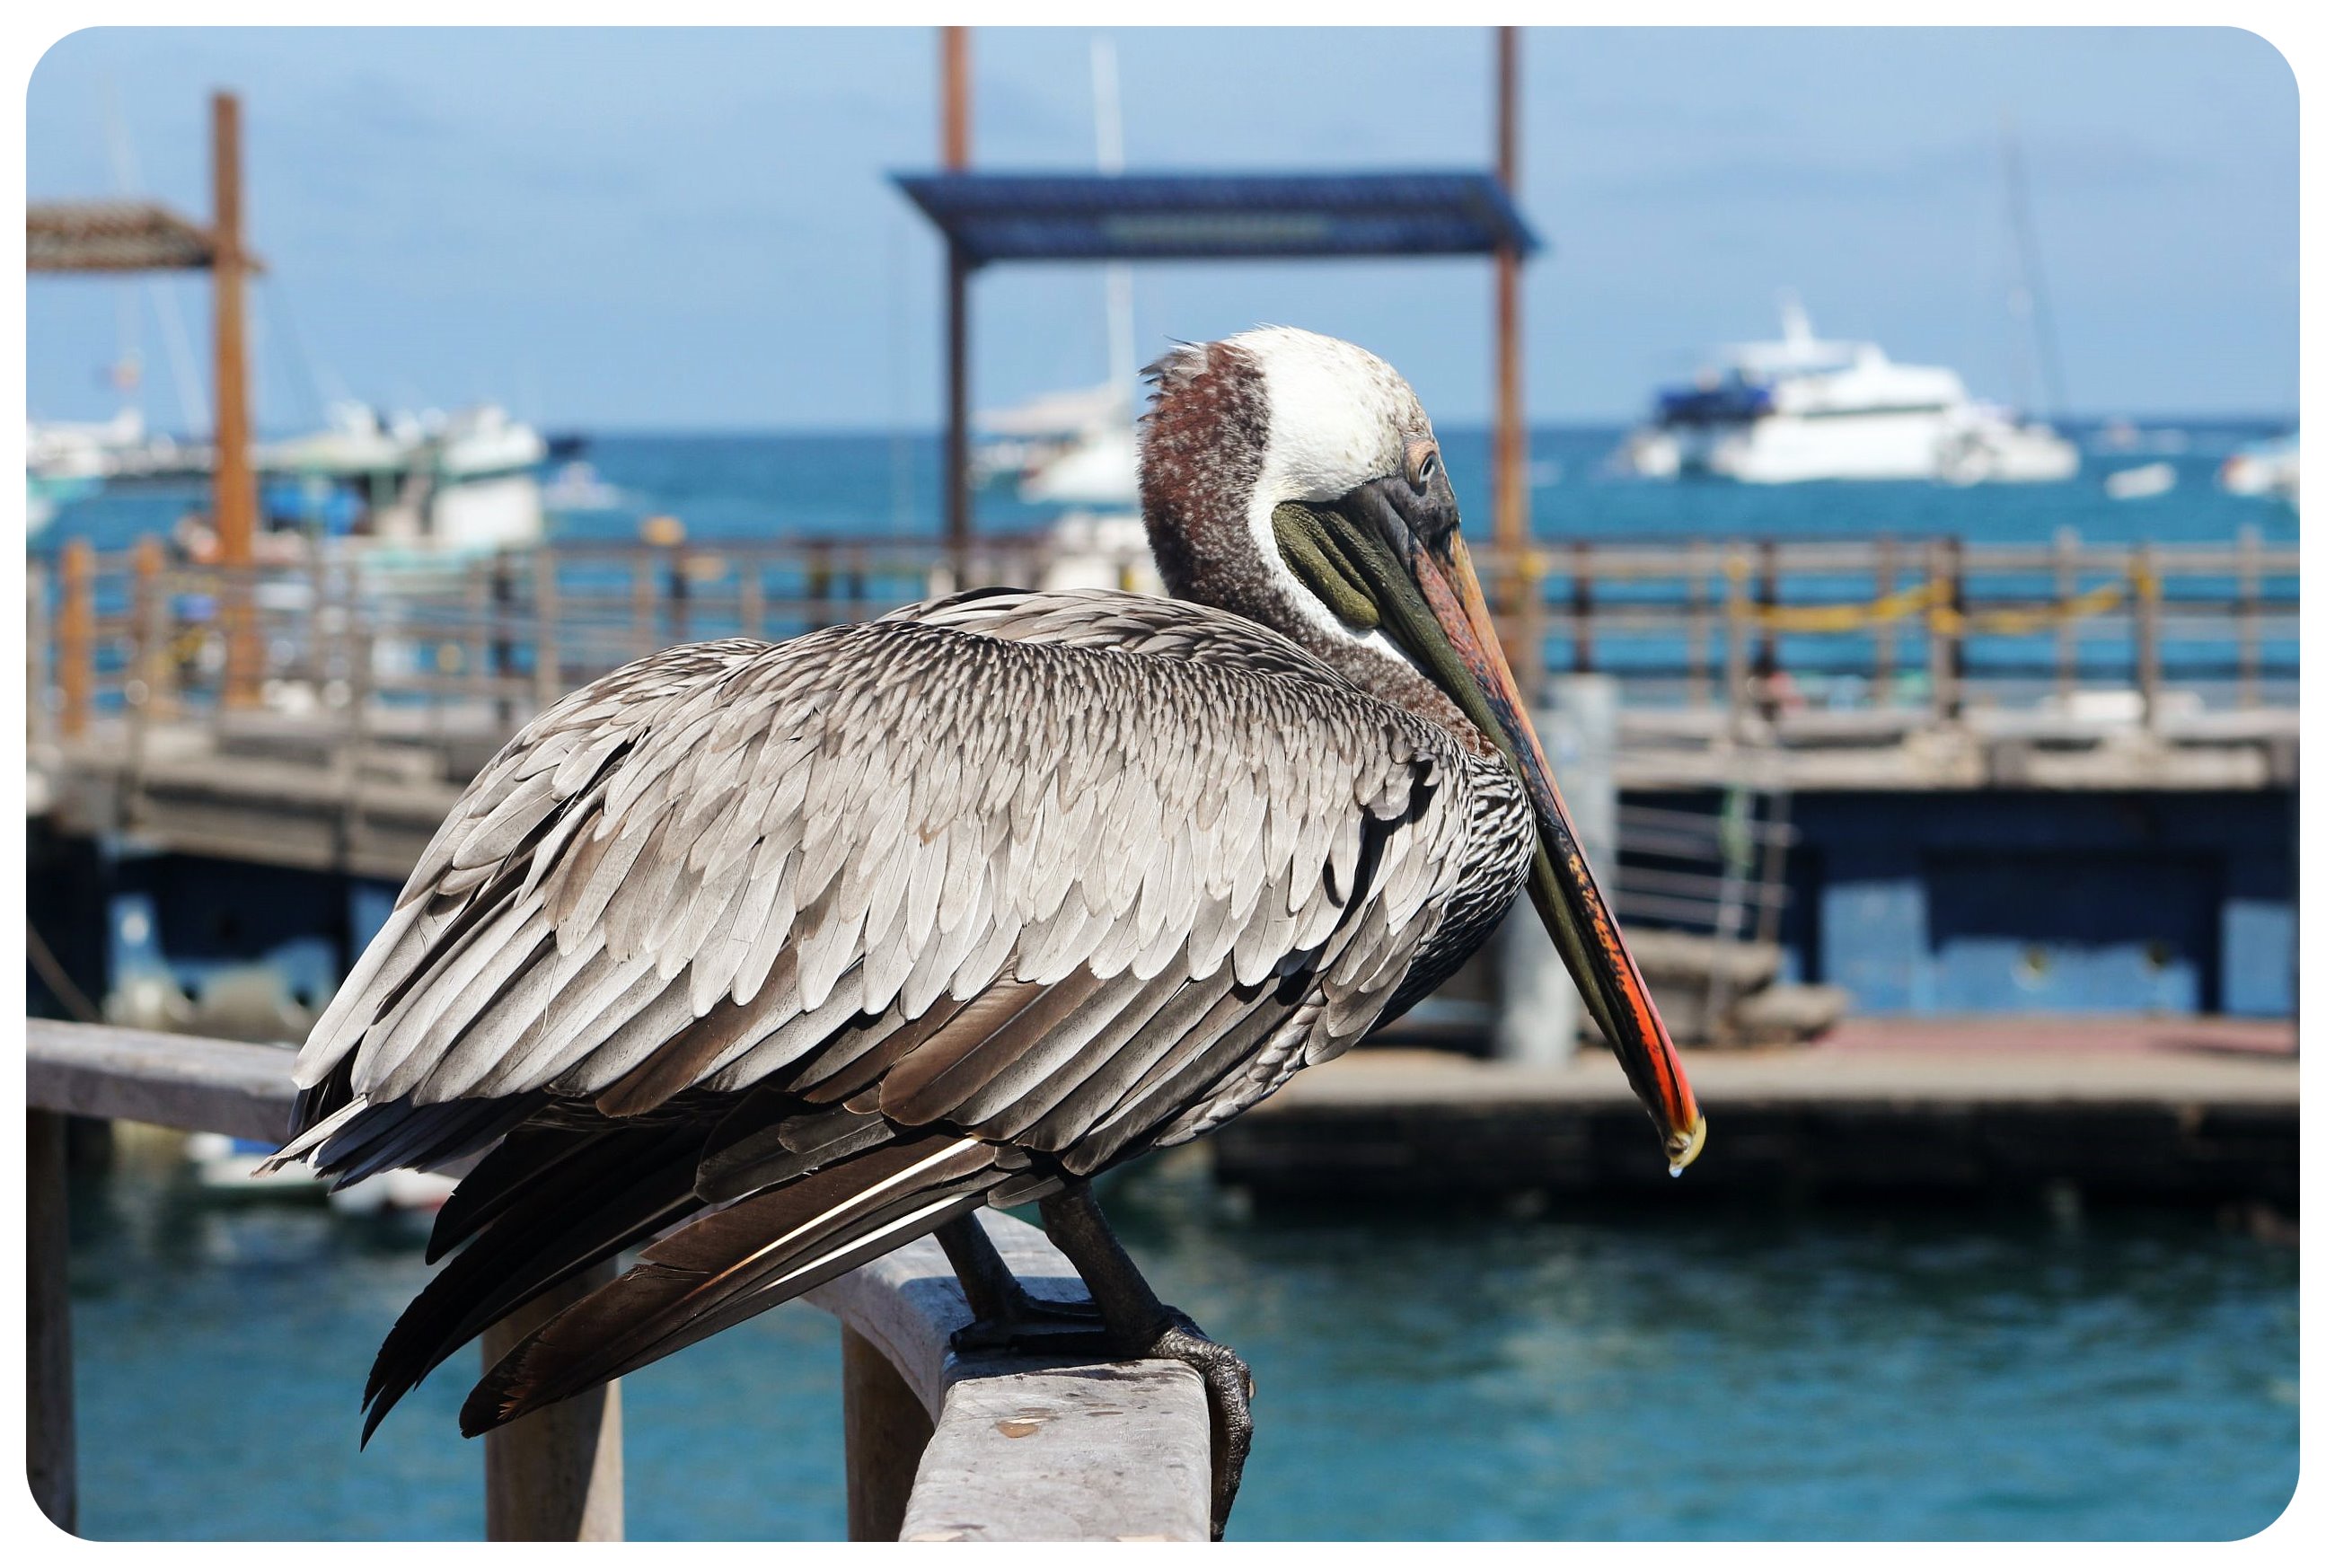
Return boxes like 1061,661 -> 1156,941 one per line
1282,487 -> 1707,1172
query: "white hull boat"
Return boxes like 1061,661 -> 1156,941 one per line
1620,301 -> 2079,486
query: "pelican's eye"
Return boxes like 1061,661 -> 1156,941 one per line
1405,440 -> 1441,489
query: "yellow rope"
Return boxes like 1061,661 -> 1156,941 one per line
1717,561 -> 2156,637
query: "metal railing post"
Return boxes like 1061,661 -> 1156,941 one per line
532,546 -> 562,711
2237,524 -> 2260,709
2136,542 -> 2162,730
57,539 -> 94,741
2053,526 -> 2079,707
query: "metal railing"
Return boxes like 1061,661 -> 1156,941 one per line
26,527 -> 2299,755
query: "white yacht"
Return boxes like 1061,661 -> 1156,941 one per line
1619,300 -> 2079,485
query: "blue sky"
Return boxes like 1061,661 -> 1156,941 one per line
25,26 -> 2298,431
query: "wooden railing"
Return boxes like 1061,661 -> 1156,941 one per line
26,1017 -> 1211,1542
24,527 -> 2300,754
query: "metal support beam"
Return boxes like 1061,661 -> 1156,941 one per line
942,28 -> 974,559
1492,28 -> 1533,675
210,92 -> 260,708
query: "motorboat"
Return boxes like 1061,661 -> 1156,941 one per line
1618,299 -> 2079,485
2218,433 -> 2297,507
255,401 -> 547,551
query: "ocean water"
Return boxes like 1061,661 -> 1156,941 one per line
67,1148 -> 2296,1542
36,419 -> 2298,555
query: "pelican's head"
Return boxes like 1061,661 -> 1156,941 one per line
1141,327 -> 1705,1173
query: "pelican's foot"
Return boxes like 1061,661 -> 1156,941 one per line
1139,1308 -> 1254,1541
947,1285 -> 1108,1355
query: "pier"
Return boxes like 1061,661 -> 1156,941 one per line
27,527 -> 2296,1035
1208,1017 -> 2295,1209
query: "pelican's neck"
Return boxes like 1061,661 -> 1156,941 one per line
1139,342 -> 1485,749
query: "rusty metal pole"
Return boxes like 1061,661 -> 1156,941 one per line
211,91 -> 260,709
942,28 -> 974,565
1491,28 -> 1534,690
57,539 -> 94,741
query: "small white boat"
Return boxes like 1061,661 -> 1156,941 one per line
2104,462 -> 2179,501
2218,434 -> 2297,507
542,459 -> 625,511
1620,299 -> 2079,485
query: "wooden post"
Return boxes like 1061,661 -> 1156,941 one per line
1685,542 -> 1710,710
489,552 -> 515,727
1925,537 -> 1958,721
29,1108 -> 78,1533
128,537 -> 168,797
1872,534 -> 1896,706
739,562 -> 765,643
57,539 -> 94,741
665,547 -> 690,646
211,92 -> 260,709
1722,550 -> 1749,719
2236,524 -> 2260,709
630,556 -> 656,660
843,1325 -> 937,1540
2053,527 -> 2079,707
482,1261 -> 623,1540
1491,26 -> 1530,663
942,27 -> 974,559
2135,541 -> 2162,730
1568,540 -> 1593,674
807,540 -> 835,633
532,547 -> 561,711
1753,538 -> 1779,709
29,558 -> 53,747
463,567 -> 489,711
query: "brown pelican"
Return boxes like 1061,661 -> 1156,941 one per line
265,327 -> 1704,1536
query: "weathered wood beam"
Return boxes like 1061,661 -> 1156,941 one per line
26,1018 -> 295,1143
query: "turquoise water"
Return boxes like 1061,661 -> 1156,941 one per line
68,1151 -> 2296,1541
36,421 -> 2298,555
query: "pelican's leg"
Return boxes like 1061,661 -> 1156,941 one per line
1036,1180 -> 1254,1540
934,1213 -> 1104,1351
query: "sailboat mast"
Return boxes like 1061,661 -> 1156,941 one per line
1092,35 -> 1135,410
2000,111 -> 2069,420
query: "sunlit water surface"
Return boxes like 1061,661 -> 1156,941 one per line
68,1149 -> 2295,1541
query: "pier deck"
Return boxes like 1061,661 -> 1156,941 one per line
1209,1017 -> 2297,1207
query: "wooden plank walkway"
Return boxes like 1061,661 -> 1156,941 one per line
1211,1019 -> 2297,1207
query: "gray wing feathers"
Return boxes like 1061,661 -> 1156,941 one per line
290,592 -> 1485,1157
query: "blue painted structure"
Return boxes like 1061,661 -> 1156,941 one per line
1628,788 -> 2296,1017
892,172 -> 1539,263
31,788 -> 2295,1029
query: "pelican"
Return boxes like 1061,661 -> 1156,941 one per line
266,327 -> 1704,1536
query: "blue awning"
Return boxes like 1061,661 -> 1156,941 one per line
893,172 -> 1540,265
